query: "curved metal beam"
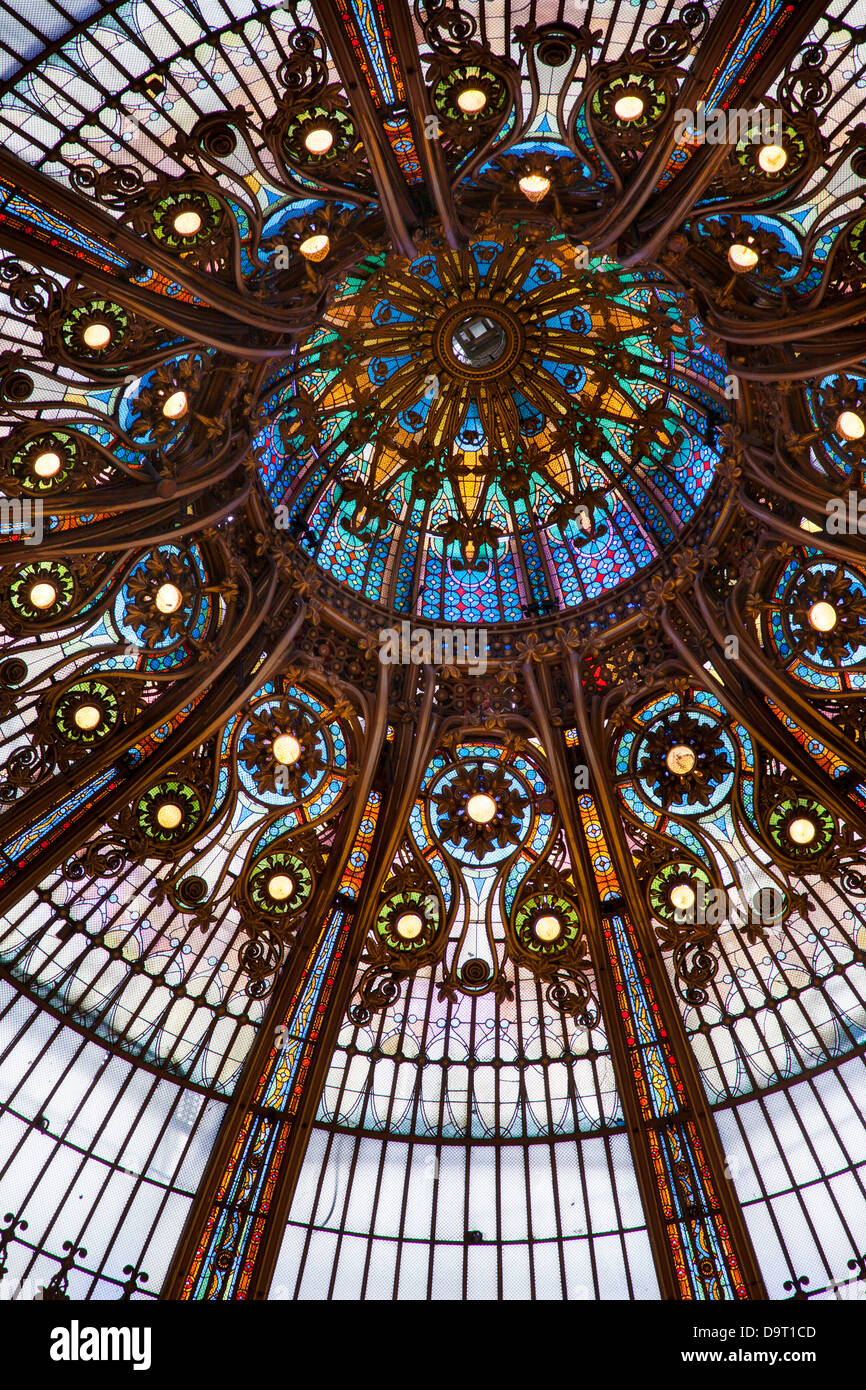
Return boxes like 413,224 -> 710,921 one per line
310,0 -> 419,258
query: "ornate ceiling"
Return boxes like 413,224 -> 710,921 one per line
0,0 -> 865,1308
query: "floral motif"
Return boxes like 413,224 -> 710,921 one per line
637,715 -> 732,808
238,700 -> 326,797
124,550 -> 194,644
430,761 -> 526,859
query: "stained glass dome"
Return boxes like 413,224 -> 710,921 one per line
0,0 -> 864,1327
259,234 -> 723,620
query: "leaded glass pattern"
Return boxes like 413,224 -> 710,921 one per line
0,0 -> 864,1308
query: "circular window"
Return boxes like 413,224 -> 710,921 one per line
450,315 -> 509,368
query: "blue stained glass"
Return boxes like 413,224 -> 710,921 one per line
345,0 -> 397,103
409,256 -> 442,288
514,393 -> 545,434
254,230 -> 722,622
496,546 -> 523,621
394,498 -> 425,611
542,359 -> 587,394
0,185 -> 127,267
441,551 -> 503,625
456,399 -> 486,450
1,767 -> 119,867
702,0 -> 790,113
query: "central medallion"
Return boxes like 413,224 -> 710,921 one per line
267,225 -> 724,625
450,315 -> 506,368
435,303 -> 524,380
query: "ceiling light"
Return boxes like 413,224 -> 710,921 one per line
788,816 -> 816,846
83,322 -> 111,349
304,126 -> 334,155
155,582 -> 183,614
807,601 -> 838,632
666,744 -> 696,776
519,172 -> 551,202
73,704 -> 102,731
758,143 -> 787,174
156,802 -> 183,830
533,913 -> 562,943
162,390 -> 188,419
669,883 -> 696,913
466,792 -> 497,824
173,209 -> 202,236
29,581 -> 57,609
272,733 -> 301,766
457,87 -> 487,114
33,450 -> 62,478
395,911 -> 424,941
728,242 -> 759,272
267,873 -> 294,901
299,233 -> 330,262
614,94 -> 645,121
836,410 -> 865,442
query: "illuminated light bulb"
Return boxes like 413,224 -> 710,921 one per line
156,801 -> 183,830
299,233 -> 330,262
666,744 -> 697,776
836,410 -> 865,442
808,601 -> 838,633
272,733 -> 301,766
304,125 -> 334,155
395,911 -> 424,941
33,450 -> 62,478
267,873 -> 294,901
758,143 -> 787,174
728,242 -> 759,272
155,582 -> 183,614
29,581 -> 57,609
519,172 -> 551,203
533,913 -> 562,943
73,704 -> 102,731
82,322 -> 111,350
466,792 -> 497,824
788,816 -> 816,846
162,390 -> 188,419
614,93 -> 645,121
457,87 -> 487,114
172,209 -> 202,236
669,883 -> 696,913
